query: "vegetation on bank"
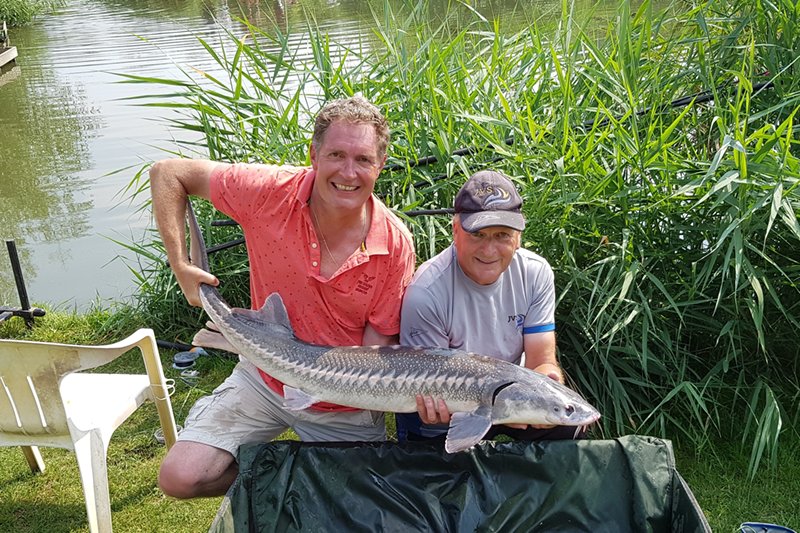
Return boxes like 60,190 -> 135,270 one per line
1,0 -> 62,27
120,0 -> 800,479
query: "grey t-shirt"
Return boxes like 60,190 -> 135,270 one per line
400,244 -> 556,363
397,244 -> 556,438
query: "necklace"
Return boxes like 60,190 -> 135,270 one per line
310,203 -> 368,267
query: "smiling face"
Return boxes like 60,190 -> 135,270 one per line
453,215 -> 521,285
309,120 -> 386,212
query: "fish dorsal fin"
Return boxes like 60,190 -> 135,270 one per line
251,292 -> 294,332
259,293 -> 293,330
228,293 -> 294,334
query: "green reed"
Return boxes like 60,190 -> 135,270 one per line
121,0 -> 800,477
1,0 -> 63,27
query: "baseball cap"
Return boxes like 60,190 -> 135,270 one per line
454,170 -> 525,232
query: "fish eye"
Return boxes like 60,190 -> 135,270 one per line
565,405 -> 575,416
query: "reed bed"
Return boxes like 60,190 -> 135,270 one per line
1,0 -> 63,27
121,0 -> 800,477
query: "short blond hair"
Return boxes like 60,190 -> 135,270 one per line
312,96 -> 390,157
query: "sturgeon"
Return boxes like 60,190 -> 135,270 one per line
186,203 -> 600,453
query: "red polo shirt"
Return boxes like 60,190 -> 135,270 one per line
210,163 -> 415,411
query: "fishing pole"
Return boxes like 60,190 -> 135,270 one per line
202,74 -> 777,251
384,75 -> 776,174
583,78 -> 775,129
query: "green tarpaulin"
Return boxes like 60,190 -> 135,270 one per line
210,435 -> 710,532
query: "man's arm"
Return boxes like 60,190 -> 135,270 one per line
150,158 -> 226,307
363,324 -> 398,346
523,331 -> 562,383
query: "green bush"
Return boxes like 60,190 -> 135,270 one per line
121,0 -> 800,477
1,0 -> 62,27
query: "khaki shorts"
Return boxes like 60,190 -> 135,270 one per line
179,357 -> 386,457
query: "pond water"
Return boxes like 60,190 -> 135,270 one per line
0,0 -> 612,310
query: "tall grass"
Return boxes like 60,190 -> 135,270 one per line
1,0 -> 63,27
121,0 -> 800,477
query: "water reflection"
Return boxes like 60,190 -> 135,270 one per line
0,64 -> 21,88
0,0 -> 242,307
0,37 -> 99,305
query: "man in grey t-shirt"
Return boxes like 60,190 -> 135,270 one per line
397,170 -> 585,442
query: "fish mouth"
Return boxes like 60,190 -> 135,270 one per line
548,409 -> 600,427
579,409 -> 602,425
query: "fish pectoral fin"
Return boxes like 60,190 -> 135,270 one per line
444,407 -> 493,453
192,328 -> 237,354
283,386 -> 318,410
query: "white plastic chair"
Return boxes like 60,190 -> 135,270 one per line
0,328 -> 178,533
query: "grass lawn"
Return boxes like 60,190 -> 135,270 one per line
2,315 -> 798,532
676,441 -> 800,532
2,349 -> 799,532
0,343 -> 234,533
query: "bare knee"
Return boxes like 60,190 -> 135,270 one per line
159,441 -> 237,499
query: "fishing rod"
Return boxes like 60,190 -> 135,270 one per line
201,74 -> 777,252
583,78 -> 775,129
1,240 -> 46,328
385,76 -> 776,175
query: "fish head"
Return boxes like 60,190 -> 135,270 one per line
490,380 -> 601,427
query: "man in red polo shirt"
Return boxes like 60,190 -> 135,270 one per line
150,96 -> 415,499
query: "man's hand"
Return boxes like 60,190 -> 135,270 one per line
149,158 -> 221,308
173,262 -> 219,307
416,395 -> 451,425
532,362 -> 564,385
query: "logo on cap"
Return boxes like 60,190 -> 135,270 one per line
479,186 -> 513,209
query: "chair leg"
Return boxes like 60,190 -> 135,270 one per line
151,387 -> 178,449
73,430 -> 113,533
21,446 -> 46,473
139,334 -> 178,450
